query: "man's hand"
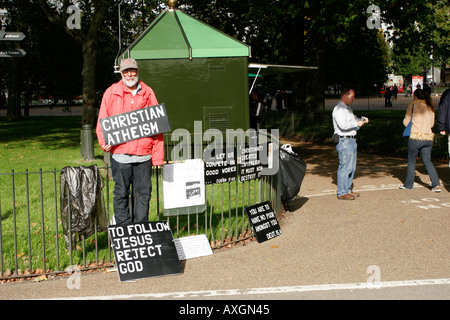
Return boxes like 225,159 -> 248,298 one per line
101,144 -> 112,152
357,117 -> 369,127
440,131 -> 447,136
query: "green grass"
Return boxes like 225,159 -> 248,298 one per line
0,117 -> 106,274
0,116 -> 261,275
0,117 -> 105,171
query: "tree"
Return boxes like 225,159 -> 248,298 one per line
5,0 -> 444,123
182,0 -> 390,111
37,0 -> 110,125
1,0 -> 164,124
380,0 -> 450,81
391,47 -> 430,78
0,0 -> 32,121
37,0 -> 169,124
313,1 -> 390,92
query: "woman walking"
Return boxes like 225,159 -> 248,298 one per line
400,89 -> 441,192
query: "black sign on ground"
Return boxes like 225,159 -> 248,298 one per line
204,147 -> 237,185
100,103 -> 171,146
108,221 -> 181,282
245,201 -> 282,243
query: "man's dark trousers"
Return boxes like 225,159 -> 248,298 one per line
111,158 -> 152,225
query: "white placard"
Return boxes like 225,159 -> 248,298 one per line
173,234 -> 213,260
163,159 -> 205,210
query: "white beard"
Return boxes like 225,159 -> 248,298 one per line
122,76 -> 139,88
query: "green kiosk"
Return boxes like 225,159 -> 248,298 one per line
118,1 -> 251,134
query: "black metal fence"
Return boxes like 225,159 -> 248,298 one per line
0,131 -> 281,280
0,94 -> 444,117
267,106 -> 449,161
324,94 -> 442,111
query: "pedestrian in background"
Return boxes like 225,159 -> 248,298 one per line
400,89 -> 441,192
0,92 -> 6,108
332,88 -> 369,200
392,85 -> 398,100
249,89 -> 265,130
384,87 -> 392,107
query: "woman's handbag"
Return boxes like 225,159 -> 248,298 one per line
403,104 -> 414,138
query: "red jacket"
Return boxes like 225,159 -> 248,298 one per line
96,80 -> 164,166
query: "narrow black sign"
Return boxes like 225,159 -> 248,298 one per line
239,145 -> 263,182
245,201 -> 282,243
100,103 -> 171,146
108,221 -> 181,282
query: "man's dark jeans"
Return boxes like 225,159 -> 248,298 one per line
111,158 -> 152,225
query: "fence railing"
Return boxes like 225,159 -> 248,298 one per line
266,109 -> 449,160
0,130 -> 281,280
324,94 -> 442,111
1,93 -> 444,117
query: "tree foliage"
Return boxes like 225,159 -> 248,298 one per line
380,0 -> 450,78
1,0 -> 448,122
181,0 -> 390,111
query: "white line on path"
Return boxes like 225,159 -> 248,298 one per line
305,182 -> 433,198
51,278 -> 450,300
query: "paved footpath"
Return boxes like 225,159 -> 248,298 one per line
1,142 -> 449,301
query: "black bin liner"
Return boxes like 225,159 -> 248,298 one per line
279,145 -> 307,204
60,165 -> 108,250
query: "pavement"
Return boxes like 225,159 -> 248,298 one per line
1,141 -> 449,301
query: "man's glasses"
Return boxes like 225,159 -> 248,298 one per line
122,68 -> 138,75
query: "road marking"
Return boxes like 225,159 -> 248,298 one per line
305,183 -> 450,211
401,197 -> 450,210
305,181 -> 450,198
306,184 -> 409,197
51,278 -> 450,300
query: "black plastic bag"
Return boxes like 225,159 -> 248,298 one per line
60,165 -> 108,250
279,145 -> 307,204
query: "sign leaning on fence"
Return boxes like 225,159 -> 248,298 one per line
99,103 -> 171,146
238,144 -> 272,182
204,147 -> 237,185
163,159 -> 206,214
108,221 -> 181,282
245,201 -> 282,243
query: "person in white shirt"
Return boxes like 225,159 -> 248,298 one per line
332,88 -> 369,200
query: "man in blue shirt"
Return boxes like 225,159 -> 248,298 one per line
332,88 -> 369,200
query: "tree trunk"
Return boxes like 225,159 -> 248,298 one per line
81,42 -> 97,126
6,58 -> 22,121
37,0 -> 106,126
305,44 -> 325,115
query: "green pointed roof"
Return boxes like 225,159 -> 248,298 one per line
124,9 -> 251,60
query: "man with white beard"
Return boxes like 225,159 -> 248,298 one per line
96,58 -> 164,225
